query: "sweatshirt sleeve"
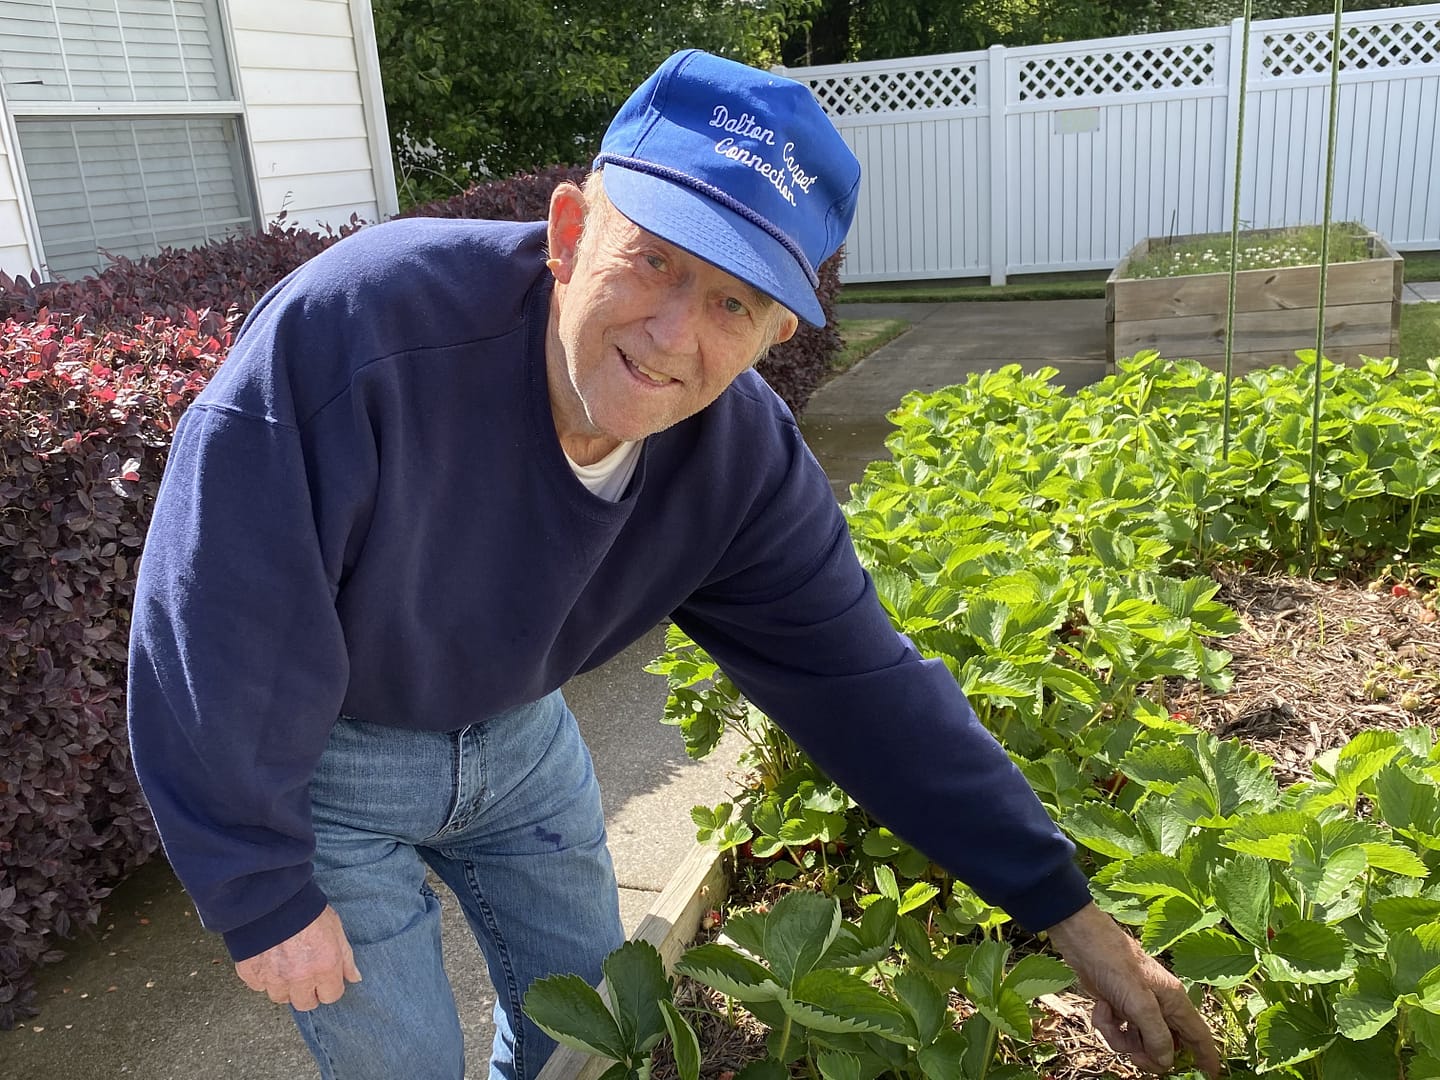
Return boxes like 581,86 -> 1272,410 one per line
672,424 -> 1093,933
127,404 -> 353,961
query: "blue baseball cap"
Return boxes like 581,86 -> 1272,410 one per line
595,50 -> 861,327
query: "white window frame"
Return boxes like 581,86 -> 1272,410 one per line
1,0 -> 262,281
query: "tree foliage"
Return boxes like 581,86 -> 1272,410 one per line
780,0 -> 1399,67
373,0 -> 821,206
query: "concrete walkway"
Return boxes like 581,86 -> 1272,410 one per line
807,299 -> 1108,496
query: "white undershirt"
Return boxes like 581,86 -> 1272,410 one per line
565,438 -> 644,501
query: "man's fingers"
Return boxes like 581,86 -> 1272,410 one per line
315,973 -> 347,1006
1092,999 -> 1173,1075
344,954 -> 363,984
1133,995 -> 1179,1073
236,967 -> 263,994
264,985 -> 291,1006
1164,992 -> 1222,1078
289,984 -> 322,1012
1091,1000 -> 1140,1054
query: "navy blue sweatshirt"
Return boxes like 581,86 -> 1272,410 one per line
127,218 -> 1092,961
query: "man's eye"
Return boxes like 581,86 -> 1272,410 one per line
645,254 -> 666,272
723,297 -> 749,316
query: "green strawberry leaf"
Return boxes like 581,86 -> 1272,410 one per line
722,910 -> 768,960
1359,842 -> 1429,877
1106,851 -> 1204,905
659,999 -> 701,1080
815,1050 -> 863,1080
1388,922 -> 1440,994
894,969 -> 950,1047
1255,998 -> 1335,1070
1214,854 -> 1273,947
1319,1031 -> 1401,1080
1061,802 -> 1149,859
1290,840 -> 1367,909
764,891 -> 843,988
1223,811 -> 1308,861
603,940 -> 671,1052
1120,741 -> 1201,793
1374,897 -> 1440,934
1139,895 -> 1223,953
1003,953 -> 1075,1001
1169,927 -> 1260,989
916,1030 -> 970,1080
964,938 -> 1010,1005
523,973 -> 627,1061
785,969 -> 912,1043
1333,964 -> 1399,1041
1262,921 -> 1356,984
675,943 -> 784,1003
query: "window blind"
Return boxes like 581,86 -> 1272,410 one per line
0,0 -> 231,103
18,116 -> 253,278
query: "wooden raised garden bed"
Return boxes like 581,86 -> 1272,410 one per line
1106,227 -> 1403,376
536,842 -> 727,1080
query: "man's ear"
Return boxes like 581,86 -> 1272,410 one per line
774,311 -> 800,345
546,182 -> 587,285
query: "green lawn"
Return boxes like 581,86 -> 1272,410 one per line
832,318 -> 911,373
839,248 -> 1440,305
1401,299 -> 1440,371
1403,249 -> 1440,281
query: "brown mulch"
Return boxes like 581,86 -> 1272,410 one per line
649,571 -> 1440,1080
1174,570 -> 1439,784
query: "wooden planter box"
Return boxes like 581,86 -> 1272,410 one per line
536,842 -> 727,1080
1106,228 -> 1403,376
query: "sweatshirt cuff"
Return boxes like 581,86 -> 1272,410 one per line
997,860 -> 1093,935
221,879 -> 330,962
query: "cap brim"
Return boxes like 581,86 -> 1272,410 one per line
600,163 -> 825,328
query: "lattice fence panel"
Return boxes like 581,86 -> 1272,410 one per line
800,64 -> 980,117
1016,41 -> 1220,101
1262,17 -> 1440,77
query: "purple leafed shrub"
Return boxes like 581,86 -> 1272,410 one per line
755,250 -> 844,418
0,215 -> 363,332
396,163 -> 589,224
0,311 -> 231,1028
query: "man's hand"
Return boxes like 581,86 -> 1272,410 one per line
1044,902 -> 1221,1079
235,905 -> 362,1011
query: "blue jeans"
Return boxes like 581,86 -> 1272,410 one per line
290,690 -> 625,1080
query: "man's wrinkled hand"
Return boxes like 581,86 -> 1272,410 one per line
235,905 -> 362,1011
1045,902 -> 1221,1079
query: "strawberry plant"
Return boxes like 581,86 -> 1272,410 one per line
524,940 -> 700,1080
635,351 -> 1440,1077
1065,726 -> 1440,1076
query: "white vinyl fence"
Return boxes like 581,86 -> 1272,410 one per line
776,5 -> 1440,284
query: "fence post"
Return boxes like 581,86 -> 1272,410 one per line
987,44 -> 1008,286
1221,17 -> 1249,230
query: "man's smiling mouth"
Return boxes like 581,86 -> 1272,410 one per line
621,349 -> 675,385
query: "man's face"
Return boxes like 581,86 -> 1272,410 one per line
546,183 -> 798,450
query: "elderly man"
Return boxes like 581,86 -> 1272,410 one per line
128,50 -> 1219,1080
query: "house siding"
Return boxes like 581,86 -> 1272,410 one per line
232,0 -> 383,232
0,122 -> 34,277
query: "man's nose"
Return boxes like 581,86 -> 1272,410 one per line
645,287 -> 703,355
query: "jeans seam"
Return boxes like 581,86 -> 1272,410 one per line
294,1008 -> 340,1079
461,858 -> 524,1079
